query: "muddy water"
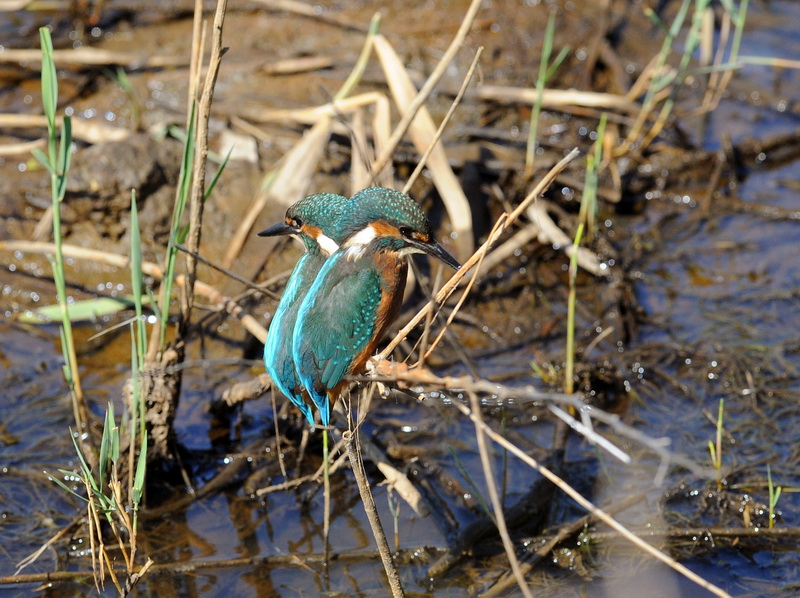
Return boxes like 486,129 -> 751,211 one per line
2,1 -> 800,596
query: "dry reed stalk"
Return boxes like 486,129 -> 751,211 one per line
181,0 -> 229,336
260,55 -> 333,75
0,46 -> 187,68
373,33 -> 473,260
475,222 -> 540,274
477,85 -> 640,114
402,46 -> 484,194
372,94 -> 395,188
0,139 -> 44,156
349,108 -> 371,194
527,201 -> 607,276
367,0 -> 481,178
244,91 -> 385,124
0,113 -> 130,143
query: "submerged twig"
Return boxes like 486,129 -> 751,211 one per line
469,392 -> 533,598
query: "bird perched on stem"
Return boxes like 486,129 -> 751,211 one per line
258,192 -> 349,427
293,187 -> 461,426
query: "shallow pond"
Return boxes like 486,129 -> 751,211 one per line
2,1 -> 800,596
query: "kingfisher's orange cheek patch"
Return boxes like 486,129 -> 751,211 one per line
303,224 -> 322,239
412,231 -> 430,243
371,221 -> 401,237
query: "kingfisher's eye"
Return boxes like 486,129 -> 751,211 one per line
292,217 -> 303,228
399,226 -> 413,238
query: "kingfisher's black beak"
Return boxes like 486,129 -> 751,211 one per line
257,222 -> 295,237
419,238 -> 461,270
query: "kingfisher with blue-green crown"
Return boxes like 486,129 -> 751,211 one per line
258,192 -> 349,427
293,187 -> 461,427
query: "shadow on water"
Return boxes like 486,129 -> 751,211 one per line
1,0 -> 800,596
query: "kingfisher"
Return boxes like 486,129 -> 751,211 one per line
292,187 -> 461,426
258,192 -> 349,427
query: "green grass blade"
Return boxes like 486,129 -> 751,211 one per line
55,115 -> 72,202
130,190 -> 147,362
132,433 -> 147,508
57,325 -> 73,386
18,295 -> 147,323
99,404 -> 115,490
39,28 -> 57,135
68,429 -> 100,495
565,223 -> 585,395
448,445 -> 494,522
31,147 -> 55,174
47,470 -> 90,502
159,100 -> 196,350
545,46 -> 570,81
204,146 -> 232,201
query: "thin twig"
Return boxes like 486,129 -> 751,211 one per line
343,428 -> 405,597
377,148 -> 581,360
402,46 -> 484,193
369,0 -> 482,179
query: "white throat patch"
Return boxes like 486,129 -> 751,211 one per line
316,233 -> 339,256
343,225 -> 377,247
342,225 -> 377,261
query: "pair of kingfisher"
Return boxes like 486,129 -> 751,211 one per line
258,187 -> 461,428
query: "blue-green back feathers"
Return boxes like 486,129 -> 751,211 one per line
293,253 -> 384,425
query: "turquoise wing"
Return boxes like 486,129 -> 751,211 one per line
293,255 -> 382,426
264,254 -> 317,426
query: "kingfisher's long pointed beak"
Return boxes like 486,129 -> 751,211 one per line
258,222 -> 295,237
419,238 -> 461,270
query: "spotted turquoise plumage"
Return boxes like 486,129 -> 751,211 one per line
261,193 -> 349,427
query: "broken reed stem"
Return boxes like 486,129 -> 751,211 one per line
402,45 -> 483,193
468,392 -> 533,598
343,430 -> 405,598
451,400 -> 731,598
369,0 -> 482,179
180,0 -> 228,337
378,148 -> 581,360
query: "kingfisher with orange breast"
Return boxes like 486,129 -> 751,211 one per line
292,187 -> 461,426
258,192 -> 349,427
